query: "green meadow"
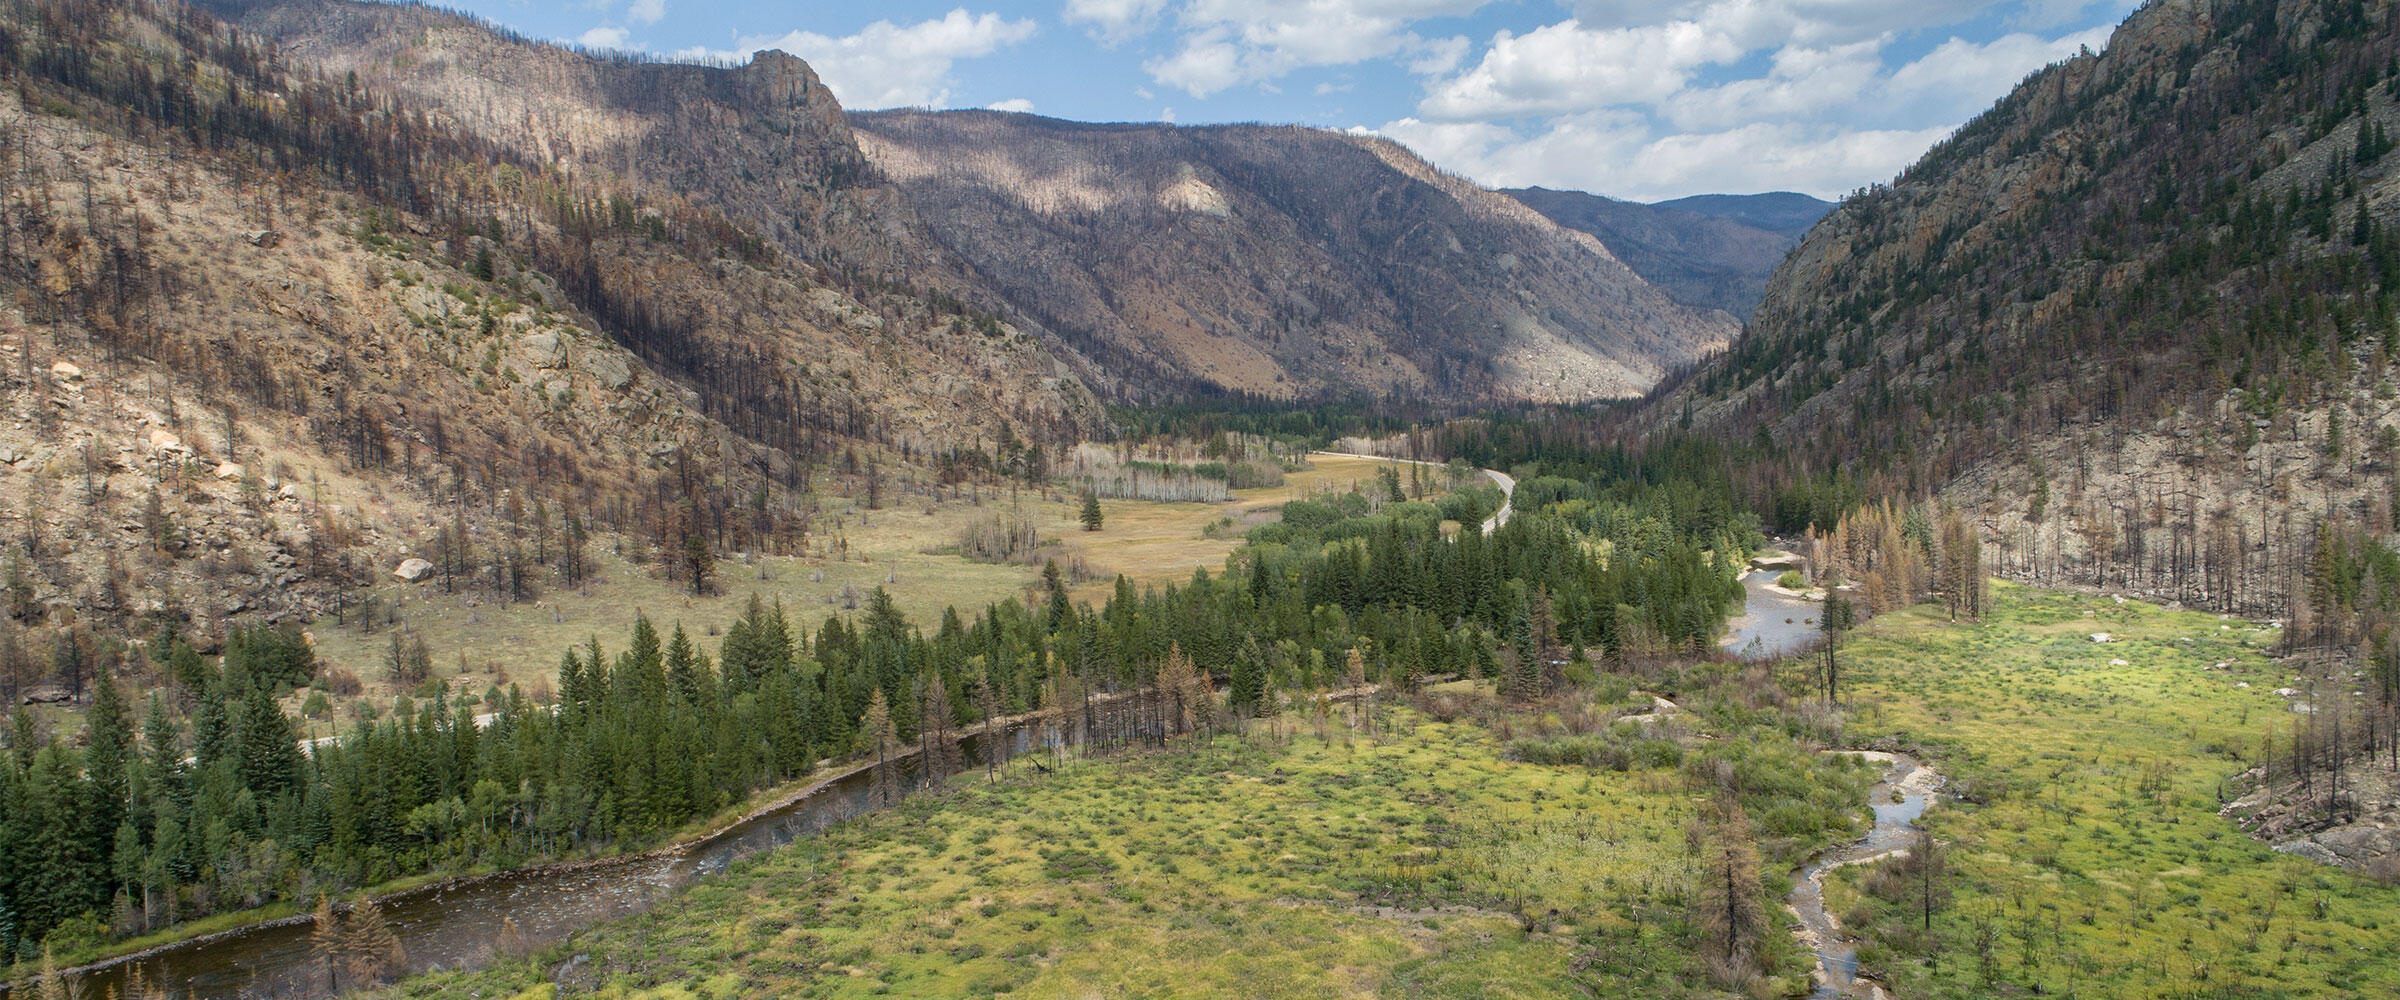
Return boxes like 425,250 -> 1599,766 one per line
1829,583 -> 2399,998
357,685 -> 1869,1000
350,584 -> 2400,1000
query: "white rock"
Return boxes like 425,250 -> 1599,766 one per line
215,462 -> 245,481
148,428 -> 185,452
393,558 -> 435,582
2110,658 -> 2130,666
2089,632 -> 2114,643
50,361 -> 82,381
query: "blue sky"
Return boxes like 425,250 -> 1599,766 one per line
442,1 -> 2143,201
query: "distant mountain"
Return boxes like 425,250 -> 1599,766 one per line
849,110 -> 1739,402
1503,189 -> 1830,319
1650,0 -> 2400,611
1649,193 -> 1835,237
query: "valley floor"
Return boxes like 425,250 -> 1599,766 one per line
349,583 -> 2400,1000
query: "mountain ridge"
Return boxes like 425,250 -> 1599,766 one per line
1503,187 -> 1831,319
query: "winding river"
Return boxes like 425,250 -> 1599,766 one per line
1789,752 -> 1940,1000
1723,568 -> 1946,999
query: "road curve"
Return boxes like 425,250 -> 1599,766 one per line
1307,451 -> 1514,535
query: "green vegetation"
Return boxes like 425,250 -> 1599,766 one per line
1776,570 -> 1806,590
364,676 -> 1875,1000
1829,583 -> 2400,998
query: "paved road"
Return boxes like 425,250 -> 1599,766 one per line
1307,451 -> 1514,535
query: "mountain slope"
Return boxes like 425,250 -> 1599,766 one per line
849,110 -> 1738,403
1504,188 -> 1829,318
1659,0 -> 2400,612
0,0 -> 1109,641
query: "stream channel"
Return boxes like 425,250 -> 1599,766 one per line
1723,567 -> 1946,999
20,725 -> 1042,999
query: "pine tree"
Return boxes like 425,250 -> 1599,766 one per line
1819,593 -> 1855,702
862,688 -> 900,807
311,895 -> 345,994
342,896 -> 405,985
1694,794 -> 1765,983
85,672 -> 132,868
1079,490 -> 1103,531
921,673 -> 958,786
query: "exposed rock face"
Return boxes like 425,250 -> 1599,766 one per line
1504,188 -> 1829,319
393,558 -> 435,583
849,110 -> 1738,403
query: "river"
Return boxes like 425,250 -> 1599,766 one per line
1722,568 -> 1823,659
1720,562 -> 1943,998
21,725 -> 1042,1000
1788,752 -> 1940,999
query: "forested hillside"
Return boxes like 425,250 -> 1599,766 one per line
1657,0 -> 2400,619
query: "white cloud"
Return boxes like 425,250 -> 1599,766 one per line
1369,2 -> 2125,198
683,9 -> 1039,109
1065,0 -> 1169,44
1375,112 -> 1954,200
576,25 -> 632,50
1662,38 -> 1885,130
1570,1 -> 2003,48
628,0 -> 665,28
1146,0 -> 1496,97
1420,19 -> 1746,119
1160,106 -> 1178,122
986,97 -> 1038,112
1883,25 -> 2111,121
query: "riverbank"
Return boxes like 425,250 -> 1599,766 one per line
8,685 -> 1132,996
1818,583 -> 2400,997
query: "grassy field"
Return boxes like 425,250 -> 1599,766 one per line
1826,583 -> 2400,998
1066,453 -> 1470,602
357,693 -> 1848,1000
298,455 -> 1460,725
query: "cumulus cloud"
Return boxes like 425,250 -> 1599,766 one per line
576,25 -> 632,50
986,97 -> 1038,112
1420,19 -> 1745,119
1145,0 -> 1495,97
1883,25 -> 2111,121
1375,113 -> 1954,201
1366,2 -> 2121,198
628,0 -> 665,28
680,9 -> 1039,109
1065,0 -> 1169,44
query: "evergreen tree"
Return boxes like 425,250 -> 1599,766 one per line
862,688 -> 900,807
342,896 -> 405,985
1694,793 -> 1765,982
1079,490 -> 1104,531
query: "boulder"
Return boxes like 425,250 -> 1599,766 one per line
520,331 -> 569,368
393,557 -> 435,582
148,428 -> 187,453
583,351 -> 634,391
20,685 -> 72,705
50,360 -> 83,381
216,462 -> 245,481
